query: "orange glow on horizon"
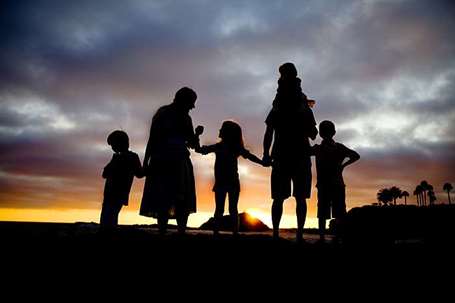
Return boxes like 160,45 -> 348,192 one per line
0,207 -> 323,228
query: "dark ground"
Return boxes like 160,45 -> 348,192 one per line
1,220 -> 453,296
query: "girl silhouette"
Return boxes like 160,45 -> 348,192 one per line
196,120 -> 267,236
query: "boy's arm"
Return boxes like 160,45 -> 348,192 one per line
341,146 -> 360,169
102,155 -> 117,178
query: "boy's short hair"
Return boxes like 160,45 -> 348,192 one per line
107,130 -> 129,150
319,120 -> 336,139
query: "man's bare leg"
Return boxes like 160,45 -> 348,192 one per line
272,199 -> 284,239
296,197 -> 307,242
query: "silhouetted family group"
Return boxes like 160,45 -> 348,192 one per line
100,63 -> 360,242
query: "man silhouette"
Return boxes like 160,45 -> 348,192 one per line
262,63 -> 318,242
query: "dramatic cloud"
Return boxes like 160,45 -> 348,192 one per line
1,0 -> 454,224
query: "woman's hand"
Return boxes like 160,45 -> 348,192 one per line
195,125 -> 204,136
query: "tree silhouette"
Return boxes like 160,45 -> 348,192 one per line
427,184 -> 435,205
415,185 -> 424,206
389,186 -> 402,205
400,190 -> 409,205
443,183 -> 453,205
420,181 -> 429,206
428,189 -> 437,206
414,186 -> 421,206
377,188 -> 393,206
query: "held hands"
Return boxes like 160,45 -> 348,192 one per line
262,154 -> 272,167
195,125 -> 204,136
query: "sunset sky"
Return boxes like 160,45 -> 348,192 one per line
1,0 -> 454,228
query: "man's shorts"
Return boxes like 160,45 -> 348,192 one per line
317,185 -> 346,219
271,157 -> 312,200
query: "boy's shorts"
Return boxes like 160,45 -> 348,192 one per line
271,157 -> 312,200
317,185 -> 346,219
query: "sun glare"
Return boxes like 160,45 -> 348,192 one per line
238,164 -> 249,176
245,208 -> 268,225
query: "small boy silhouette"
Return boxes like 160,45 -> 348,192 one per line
195,121 -> 267,236
311,120 -> 359,242
100,130 -> 143,231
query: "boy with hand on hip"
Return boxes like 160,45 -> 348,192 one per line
311,120 -> 360,242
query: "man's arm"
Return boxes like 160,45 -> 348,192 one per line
262,124 -> 273,165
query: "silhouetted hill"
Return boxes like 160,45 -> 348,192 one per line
338,204 -> 455,245
199,212 -> 270,232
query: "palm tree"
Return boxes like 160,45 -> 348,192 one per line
443,183 -> 453,205
389,186 -> 402,205
417,185 -> 424,206
427,184 -> 434,205
420,181 -> 429,206
377,188 -> 393,206
428,190 -> 437,206
414,186 -> 422,206
400,191 -> 409,205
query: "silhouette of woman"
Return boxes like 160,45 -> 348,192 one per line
140,87 -> 200,235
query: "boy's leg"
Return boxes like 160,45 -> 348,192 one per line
332,186 -> 347,242
317,186 -> 332,241
112,203 -> 123,228
100,202 -> 109,228
214,191 -> 227,235
228,190 -> 240,235
100,201 -> 115,230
